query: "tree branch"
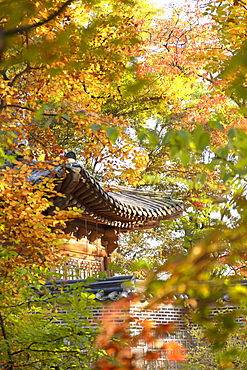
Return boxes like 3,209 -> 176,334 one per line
0,312 -> 13,370
2,104 -> 73,124
11,332 -> 87,356
4,0 -> 73,37
82,82 -> 111,99
9,63 -> 30,87
0,69 -> 9,80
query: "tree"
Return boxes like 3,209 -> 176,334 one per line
135,2 -> 247,368
0,0 -> 161,182
1,0 -> 195,368
0,261 -> 103,369
103,1 -> 247,368
0,0 -> 167,368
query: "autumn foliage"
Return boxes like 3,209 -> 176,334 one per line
95,296 -> 186,369
0,163 -> 67,267
2,0 -> 247,369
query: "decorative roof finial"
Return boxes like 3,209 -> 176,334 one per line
66,151 -> 77,164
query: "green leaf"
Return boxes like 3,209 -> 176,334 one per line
148,132 -> 159,149
125,79 -> 148,95
209,120 -> 224,130
105,127 -> 119,143
228,128 -> 237,139
198,132 -> 210,151
142,173 -> 160,184
162,130 -> 171,145
180,151 -> 190,165
138,130 -> 148,144
194,124 -> 204,140
91,124 -> 101,132
194,125 -> 210,151
130,260 -> 150,271
215,146 -> 228,159
222,314 -> 238,330
35,107 -> 45,121
197,171 -> 207,184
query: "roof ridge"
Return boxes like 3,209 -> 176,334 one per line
100,183 -> 173,199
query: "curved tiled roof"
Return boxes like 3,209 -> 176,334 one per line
36,275 -> 136,301
2,157 -> 184,252
2,157 -> 184,254
40,162 -> 184,231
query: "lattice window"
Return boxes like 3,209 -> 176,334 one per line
78,258 -> 103,278
91,259 -> 103,275
79,260 -> 91,279
57,259 -> 81,280
57,257 -> 104,280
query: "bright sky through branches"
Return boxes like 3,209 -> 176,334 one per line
151,0 -> 187,5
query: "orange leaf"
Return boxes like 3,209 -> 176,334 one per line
164,341 -> 186,362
